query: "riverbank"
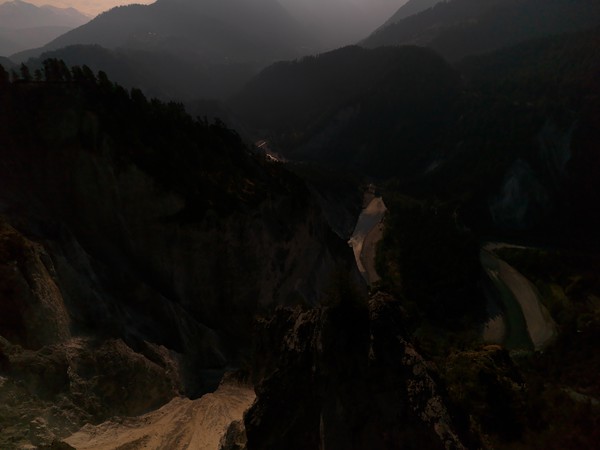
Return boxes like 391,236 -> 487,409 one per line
348,193 -> 387,285
481,244 -> 557,350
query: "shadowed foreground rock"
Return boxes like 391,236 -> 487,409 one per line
245,292 -> 467,450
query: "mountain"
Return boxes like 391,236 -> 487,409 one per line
2,23 -> 600,450
278,0 -> 403,51
0,0 -> 88,28
0,25 -> 74,54
230,45 -> 461,178
23,44 -> 258,100
380,0 -> 443,26
0,34 -> 17,55
363,0 -> 600,61
0,55 -> 13,67
9,0 -> 319,99
0,0 -> 89,55
0,65 -> 358,447
237,27 -> 600,450
232,26 -> 600,243
23,0 -> 315,64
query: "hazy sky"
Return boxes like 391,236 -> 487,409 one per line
17,0 -> 406,20
20,0 -> 153,16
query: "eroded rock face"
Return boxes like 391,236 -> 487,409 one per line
0,81 -> 359,447
1,137 -> 355,351
0,336 -> 179,447
0,219 -> 70,349
0,103 -> 357,392
245,293 -> 467,450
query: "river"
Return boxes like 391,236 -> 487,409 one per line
348,186 -> 387,285
481,244 -> 557,351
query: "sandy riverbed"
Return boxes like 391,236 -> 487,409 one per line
64,383 -> 255,450
481,245 -> 556,350
348,196 -> 387,285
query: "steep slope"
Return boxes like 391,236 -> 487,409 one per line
0,0 -> 89,55
230,45 -> 460,178
0,55 -> 14,68
23,44 -> 256,100
0,35 -> 18,56
10,0 -> 318,99
0,64 -> 358,447
423,28 -> 600,242
278,0 -> 403,51
232,27 -> 600,244
24,0 -> 314,63
363,0 -> 600,61
0,25 -> 74,55
380,0 -> 443,27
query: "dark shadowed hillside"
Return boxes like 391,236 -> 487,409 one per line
18,0 -> 315,63
22,44 -> 257,100
230,45 -> 461,178
380,0 -> 443,27
232,27 -> 600,245
0,1 -> 599,447
0,61 -> 358,447
10,0 -> 320,100
415,28 -> 600,243
363,0 -> 600,61
0,55 -> 14,68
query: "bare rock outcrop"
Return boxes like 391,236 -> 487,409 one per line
245,292 -> 468,450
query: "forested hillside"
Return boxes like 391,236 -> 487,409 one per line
0,60 -> 356,446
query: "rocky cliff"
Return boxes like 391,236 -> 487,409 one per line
243,292 -> 468,450
0,73 -> 358,447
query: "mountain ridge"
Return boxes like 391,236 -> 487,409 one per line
0,0 -> 89,55
381,0 -> 443,27
363,0 -> 600,61
21,0 -> 316,63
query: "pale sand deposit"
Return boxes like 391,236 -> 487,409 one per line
65,383 -> 255,450
481,245 -> 556,350
349,196 -> 387,285
495,257 -> 556,350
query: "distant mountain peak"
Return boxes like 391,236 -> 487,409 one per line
0,0 -> 89,56
363,0 -> 600,61
31,0 -> 317,64
0,0 -> 89,28
382,0 -> 445,26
